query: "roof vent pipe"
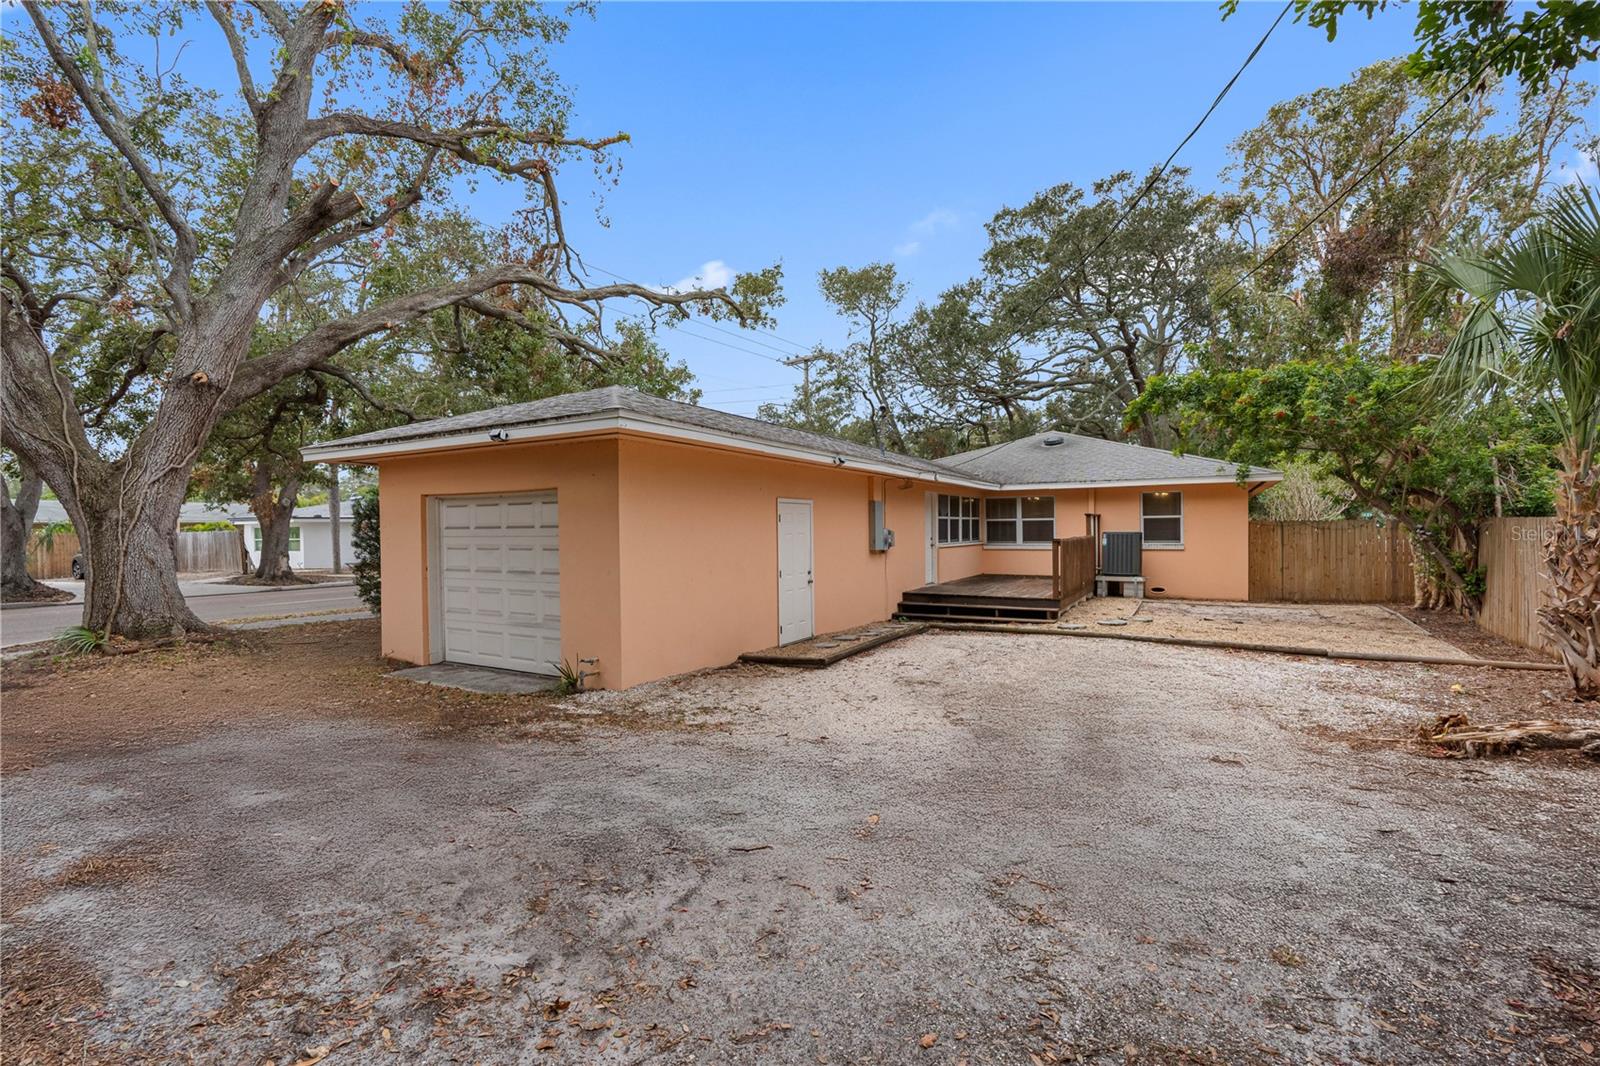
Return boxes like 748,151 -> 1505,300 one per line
1042,435 -> 1065,447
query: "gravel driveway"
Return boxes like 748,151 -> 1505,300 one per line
3,626 -> 1597,1064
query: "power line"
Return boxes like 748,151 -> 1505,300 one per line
658,321 -> 790,365
1188,48 -> 1501,329
1019,1 -> 1292,321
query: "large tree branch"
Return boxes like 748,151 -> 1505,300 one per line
223,267 -> 744,406
307,362 -> 416,422
297,113 -> 626,173
323,27 -> 432,79
24,2 -> 197,311
460,295 -> 613,369
206,1 -> 262,124
286,151 -> 439,273
247,1 -> 291,39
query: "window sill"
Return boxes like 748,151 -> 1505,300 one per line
1143,543 -> 1184,551
982,543 -> 1052,550
937,542 -> 981,548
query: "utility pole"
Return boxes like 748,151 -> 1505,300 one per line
782,350 -> 827,425
328,464 -> 342,575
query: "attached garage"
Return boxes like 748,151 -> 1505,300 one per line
431,492 -> 561,674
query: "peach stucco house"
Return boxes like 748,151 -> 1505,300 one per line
304,387 -> 1279,689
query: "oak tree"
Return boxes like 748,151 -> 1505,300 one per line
1,1 -> 776,638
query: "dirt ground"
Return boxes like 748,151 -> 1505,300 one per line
3,620 -> 1598,1065
1060,598 -> 1487,659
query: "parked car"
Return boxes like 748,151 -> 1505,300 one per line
70,553 -> 85,580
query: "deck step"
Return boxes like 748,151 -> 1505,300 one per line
899,591 -> 1060,610
894,600 -> 1060,623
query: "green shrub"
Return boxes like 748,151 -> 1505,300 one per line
351,487 -> 381,614
55,625 -> 108,655
180,521 -> 237,532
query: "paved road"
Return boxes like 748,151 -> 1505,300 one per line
0,584 -> 365,648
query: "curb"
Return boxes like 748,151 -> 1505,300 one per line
0,596 -> 82,611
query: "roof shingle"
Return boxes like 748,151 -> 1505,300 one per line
306,387 -> 1280,488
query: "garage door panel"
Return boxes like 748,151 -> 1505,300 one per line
504,500 -> 538,528
505,544 -> 540,573
435,491 -> 559,675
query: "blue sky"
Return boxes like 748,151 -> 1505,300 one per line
539,2 -> 1428,413
16,2 -> 1568,413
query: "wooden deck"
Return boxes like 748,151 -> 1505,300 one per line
895,574 -> 1063,622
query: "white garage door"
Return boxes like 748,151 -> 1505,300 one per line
436,493 -> 560,674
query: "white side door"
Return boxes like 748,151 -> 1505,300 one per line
776,498 -> 814,645
435,492 -> 560,674
924,492 -> 939,584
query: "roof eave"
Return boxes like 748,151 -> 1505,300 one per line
302,410 -> 1001,490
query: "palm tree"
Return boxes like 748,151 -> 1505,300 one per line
1429,183 -> 1599,699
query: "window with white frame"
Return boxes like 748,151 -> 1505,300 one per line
1141,491 -> 1183,546
937,495 -> 980,544
252,526 -> 302,552
984,496 -> 1055,545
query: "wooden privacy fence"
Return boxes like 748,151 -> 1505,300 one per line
174,529 -> 248,573
1477,516 -> 1555,657
25,530 -> 82,580
25,527 -> 246,578
1249,520 -> 1415,603
1051,536 -> 1096,606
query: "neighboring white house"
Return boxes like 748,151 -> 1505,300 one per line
31,499 -> 242,528
235,503 -> 356,571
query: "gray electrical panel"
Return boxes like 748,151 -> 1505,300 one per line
868,500 -> 894,551
1101,531 -> 1143,576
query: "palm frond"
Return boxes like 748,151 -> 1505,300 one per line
55,625 -> 108,655
1428,182 -> 1600,458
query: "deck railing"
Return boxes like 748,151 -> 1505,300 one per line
1050,536 -> 1096,605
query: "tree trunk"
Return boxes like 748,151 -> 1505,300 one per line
328,464 -> 342,575
1542,445 -> 1599,700
1,459 -> 51,598
250,472 -> 301,581
4,289 -> 225,638
76,478 -> 207,638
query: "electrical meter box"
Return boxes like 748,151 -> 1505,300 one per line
869,500 -> 894,552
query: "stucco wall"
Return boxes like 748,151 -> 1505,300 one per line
368,432 -> 1252,689
926,484 -> 1250,600
1091,482 -> 1249,600
372,436 -> 623,676
613,436 -> 927,689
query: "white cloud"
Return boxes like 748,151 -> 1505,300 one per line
668,259 -> 734,293
892,207 -> 960,257
1558,150 -> 1599,186
908,207 -> 960,236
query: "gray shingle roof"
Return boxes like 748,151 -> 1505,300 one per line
306,386 -> 962,480
232,503 -> 354,523
934,431 -> 1279,486
305,388 -> 1280,488
30,500 -> 247,526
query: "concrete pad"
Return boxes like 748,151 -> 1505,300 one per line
386,662 -> 558,695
